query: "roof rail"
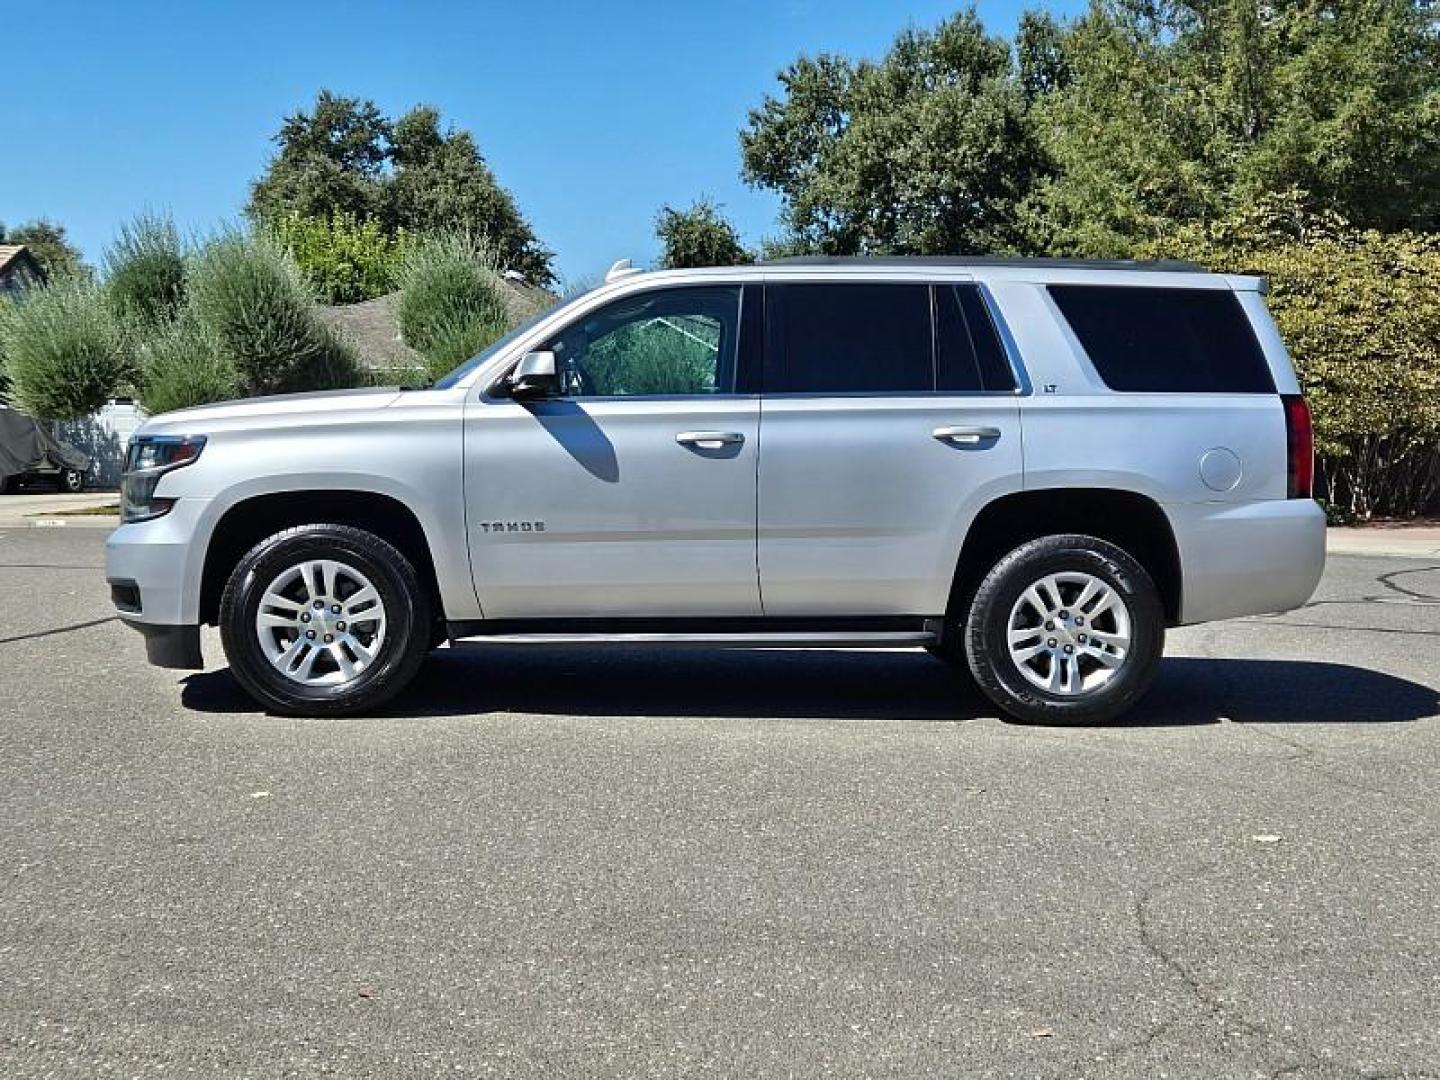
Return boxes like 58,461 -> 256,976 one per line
759,255 -> 1206,272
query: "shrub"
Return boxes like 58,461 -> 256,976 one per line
269,210 -> 403,304
105,212 -> 186,329
395,232 -> 511,374
0,277 -> 135,419
140,316 -> 241,414
1147,196 -> 1440,518
187,231 -> 359,395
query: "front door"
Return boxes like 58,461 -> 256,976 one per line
464,284 -> 762,619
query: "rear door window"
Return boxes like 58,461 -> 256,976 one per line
769,284 -> 932,393
935,285 -> 1017,392
1048,285 -> 1273,393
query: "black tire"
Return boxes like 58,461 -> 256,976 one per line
59,468 -> 85,494
219,524 -> 432,716
964,534 -> 1164,725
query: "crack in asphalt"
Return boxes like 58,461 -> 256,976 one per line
0,615 -> 118,646
1132,874 -> 1343,1079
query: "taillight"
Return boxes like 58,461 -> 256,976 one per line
1282,395 -> 1313,499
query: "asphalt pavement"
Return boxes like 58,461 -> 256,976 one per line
0,526 -> 1436,1078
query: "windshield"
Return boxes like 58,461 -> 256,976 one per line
431,301 -> 565,390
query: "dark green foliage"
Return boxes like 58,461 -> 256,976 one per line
395,233 -> 512,379
0,277 -> 135,419
249,92 -> 553,285
655,198 -> 751,268
140,315 -> 241,414
0,218 -> 89,280
105,212 -> 186,329
740,10 -> 1046,256
743,1 -> 1440,257
187,232 -> 359,396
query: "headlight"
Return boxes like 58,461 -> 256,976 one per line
120,435 -> 206,523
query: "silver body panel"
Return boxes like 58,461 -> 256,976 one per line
107,261 -> 1325,648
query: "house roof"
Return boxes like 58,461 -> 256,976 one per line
0,245 -> 42,278
319,280 -> 555,372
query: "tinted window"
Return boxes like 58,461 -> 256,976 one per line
772,284 -> 932,393
1049,285 -> 1273,393
548,286 -> 740,397
936,285 -> 1017,392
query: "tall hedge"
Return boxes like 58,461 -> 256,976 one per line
187,232 -> 359,396
395,232 -> 512,380
0,277 -> 136,420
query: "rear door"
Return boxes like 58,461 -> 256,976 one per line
757,280 -> 1024,616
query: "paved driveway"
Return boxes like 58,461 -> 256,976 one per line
1,527 -> 1436,1078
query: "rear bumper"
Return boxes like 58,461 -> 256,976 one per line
1169,498 -> 1326,624
122,619 -> 204,670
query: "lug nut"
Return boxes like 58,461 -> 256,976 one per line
300,613 -> 311,623
313,600 -> 324,609
1078,634 -> 1087,644
1045,621 -> 1055,631
332,604 -> 342,614
337,621 -> 346,632
305,629 -> 316,640
323,633 -> 334,644
1059,610 -> 1069,620
1075,616 -> 1084,626
1047,638 -> 1058,648
1063,644 -> 1074,654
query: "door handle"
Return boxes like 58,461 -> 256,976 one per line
676,431 -> 745,449
933,425 -> 1002,445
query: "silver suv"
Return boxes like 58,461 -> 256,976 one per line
106,257 -> 1325,723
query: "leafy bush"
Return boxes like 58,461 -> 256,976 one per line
656,198 -> 751,268
140,316 -> 241,414
187,231 -> 359,395
1148,195 -> 1440,518
105,212 -> 186,329
269,210 -> 403,304
395,232 -> 511,376
0,277 -> 135,419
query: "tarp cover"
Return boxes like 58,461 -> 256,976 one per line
0,408 -> 89,478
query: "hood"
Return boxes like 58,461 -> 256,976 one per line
139,386 -> 404,435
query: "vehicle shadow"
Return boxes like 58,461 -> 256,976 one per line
180,649 -> 1437,726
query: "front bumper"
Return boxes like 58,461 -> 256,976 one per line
106,498 -> 211,669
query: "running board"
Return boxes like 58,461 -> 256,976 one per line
449,630 -> 937,650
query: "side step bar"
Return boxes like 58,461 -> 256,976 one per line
449,630 -> 937,650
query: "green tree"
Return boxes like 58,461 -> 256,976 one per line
249,91 -> 390,224
249,92 -> 553,285
655,198 -> 751,268
0,218 -> 88,279
384,106 -> 553,284
1025,0 -> 1440,254
740,9 -> 1046,255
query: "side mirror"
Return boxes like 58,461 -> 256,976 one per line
509,350 -> 559,400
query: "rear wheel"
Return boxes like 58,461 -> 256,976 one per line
964,534 -> 1164,725
219,524 -> 432,716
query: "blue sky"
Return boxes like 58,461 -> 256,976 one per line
4,0 -> 1081,286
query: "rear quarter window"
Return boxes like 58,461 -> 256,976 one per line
1048,285 -> 1274,393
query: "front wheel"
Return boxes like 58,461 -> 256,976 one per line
964,534 -> 1164,725
219,524 -> 432,716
